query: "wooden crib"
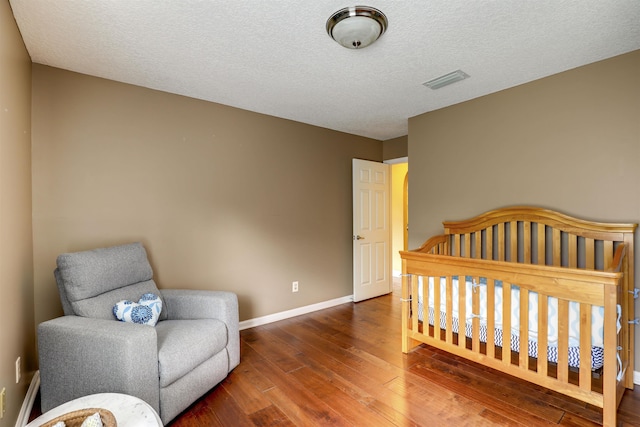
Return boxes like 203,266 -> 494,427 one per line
400,206 -> 636,426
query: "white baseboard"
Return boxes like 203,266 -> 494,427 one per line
15,370 -> 40,427
239,295 -> 353,330
634,370 -> 640,386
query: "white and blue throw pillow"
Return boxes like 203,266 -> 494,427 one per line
113,293 -> 162,326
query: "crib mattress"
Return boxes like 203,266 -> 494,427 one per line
418,305 -> 604,370
419,276 -> 606,347
416,275 -> 607,370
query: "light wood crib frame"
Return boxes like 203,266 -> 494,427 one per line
400,206 -> 637,426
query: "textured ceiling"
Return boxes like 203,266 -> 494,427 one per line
10,1 -> 640,141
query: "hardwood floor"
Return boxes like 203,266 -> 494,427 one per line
168,284 -> 640,427
28,282 -> 640,426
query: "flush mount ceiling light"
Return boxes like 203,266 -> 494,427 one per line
423,70 -> 470,90
326,6 -> 388,49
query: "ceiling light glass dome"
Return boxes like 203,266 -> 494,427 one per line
326,6 -> 388,49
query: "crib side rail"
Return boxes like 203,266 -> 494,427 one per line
400,252 -> 622,301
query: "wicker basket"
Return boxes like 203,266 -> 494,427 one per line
39,408 -> 117,427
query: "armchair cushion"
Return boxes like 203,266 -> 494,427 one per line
156,319 -> 228,387
161,289 -> 240,369
55,243 -> 167,321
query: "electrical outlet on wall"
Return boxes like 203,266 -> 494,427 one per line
292,281 -> 299,292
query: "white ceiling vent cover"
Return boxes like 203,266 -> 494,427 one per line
423,70 -> 470,90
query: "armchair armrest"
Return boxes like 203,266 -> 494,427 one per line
160,290 -> 239,369
38,316 -> 160,413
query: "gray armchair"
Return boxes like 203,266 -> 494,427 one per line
37,242 -> 240,424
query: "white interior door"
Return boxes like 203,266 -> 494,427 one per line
352,159 -> 391,302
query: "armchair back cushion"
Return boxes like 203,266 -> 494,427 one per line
55,242 -> 167,321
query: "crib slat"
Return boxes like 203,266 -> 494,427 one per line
474,231 -> 481,259
524,221 -> 531,264
472,277 -> 480,352
537,224 -> 545,266
510,222 -> 517,262
538,294 -> 549,377
553,229 -> 561,266
487,279 -> 496,359
503,283 -> 512,367
454,234 -> 461,258
459,275 -> 466,350
422,276 -> 429,338
434,275 -> 442,340
585,238 -> 595,270
487,226 -> 494,260
411,276 -> 419,333
445,276 -> 453,344
498,224 -> 505,261
604,240 -> 613,267
519,288 -> 529,369
569,234 -> 577,268
464,233 -> 471,258
579,303 -> 592,391
557,299 -> 570,382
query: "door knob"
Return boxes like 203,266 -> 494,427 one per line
353,235 -> 365,240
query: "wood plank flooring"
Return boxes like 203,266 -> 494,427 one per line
168,283 -> 640,426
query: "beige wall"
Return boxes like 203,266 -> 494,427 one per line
31,65 -> 382,326
0,0 -> 34,424
383,135 -> 408,160
408,51 -> 640,366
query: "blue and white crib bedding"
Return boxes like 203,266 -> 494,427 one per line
416,276 -> 608,370
419,306 -> 604,369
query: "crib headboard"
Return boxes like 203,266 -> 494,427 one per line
415,206 -> 636,275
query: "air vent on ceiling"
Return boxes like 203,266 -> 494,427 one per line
423,70 -> 470,90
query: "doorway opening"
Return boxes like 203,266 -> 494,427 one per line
387,158 -> 408,279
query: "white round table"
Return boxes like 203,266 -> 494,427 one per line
27,393 -> 163,427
